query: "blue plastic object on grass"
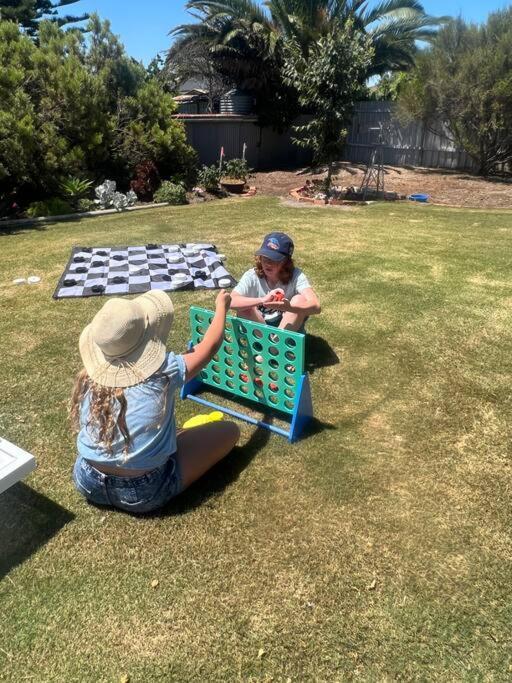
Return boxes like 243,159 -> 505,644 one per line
408,193 -> 429,202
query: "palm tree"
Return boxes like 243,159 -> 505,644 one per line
172,0 -> 444,73
169,0 -> 445,127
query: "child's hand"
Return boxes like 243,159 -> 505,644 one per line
260,291 -> 275,305
266,298 -> 292,312
260,288 -> 285,305
215,289 -> 231,311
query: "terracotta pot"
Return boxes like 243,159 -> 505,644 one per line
220,178 -> 246,194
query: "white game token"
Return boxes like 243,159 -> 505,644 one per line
13,278 -> 26,285
217,254 -> 226,261
27,276 -> 41,284
218,277 -> 231,287
167,245 -> 180,253
168,255 -> 181,263
173,273 -> 188,281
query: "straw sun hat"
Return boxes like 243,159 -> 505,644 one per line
79,290 -> 174,388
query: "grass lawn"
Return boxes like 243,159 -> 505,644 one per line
1,197 -> 511,681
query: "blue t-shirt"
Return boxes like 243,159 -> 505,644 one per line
77,352 -> 186,470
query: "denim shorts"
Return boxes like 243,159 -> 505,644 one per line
73,455 -> 183,514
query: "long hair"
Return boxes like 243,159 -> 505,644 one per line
70,369 -> 130,457
254,255 -> 295,284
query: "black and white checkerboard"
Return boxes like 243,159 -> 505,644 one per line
53,243 -> 236,299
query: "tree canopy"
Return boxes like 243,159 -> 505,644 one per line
0,0 -> 88,36
0,14 -> 196,204
283,19 -> 372,186
398,10 -> 512,175
169,0 -> 445,128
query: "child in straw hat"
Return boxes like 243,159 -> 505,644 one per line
70,289 -> 239,514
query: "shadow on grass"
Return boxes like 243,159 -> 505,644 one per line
0,483 -> 74,579
306,334 -> 340,374
0,213 -> 90,236
159,423 -> 272,516
0,223 -> 48,236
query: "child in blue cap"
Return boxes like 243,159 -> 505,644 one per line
230,232 -> 321,331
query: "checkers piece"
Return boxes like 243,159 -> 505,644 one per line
91,284 -> 105,294
96,250 -> 108,256
75,267 -> 87,274
82,247 -> 93,253
112,276 -> 127,284
64,278 -> 77,287
73,256 -> 87,263
112,255 -> 124,262
146,243 -> 159,250
91,260 -> 105,268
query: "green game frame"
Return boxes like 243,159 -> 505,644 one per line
181,307 -> 314,442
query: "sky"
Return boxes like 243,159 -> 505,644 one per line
65,0 -> 512,65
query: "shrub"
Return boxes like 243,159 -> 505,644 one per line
26,197 -> 73,217
76,198 -> 96,212
222,158 -> 250,181
153,181 -> 187,205
130,160 -> 160,201
60,176 -> 94,207
197,165 -> 221,192
94,180 -> 137,210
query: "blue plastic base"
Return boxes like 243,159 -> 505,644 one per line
181,372 -> 313,443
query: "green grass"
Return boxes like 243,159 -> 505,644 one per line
1,197 -> 511,682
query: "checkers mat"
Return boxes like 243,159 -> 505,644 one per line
53,243 -> 236,299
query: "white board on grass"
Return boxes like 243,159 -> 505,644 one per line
0,437 -> 36,495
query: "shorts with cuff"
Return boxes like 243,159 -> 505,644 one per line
72,454 -> 183,514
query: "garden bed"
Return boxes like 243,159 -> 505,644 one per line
253,163 -> 512,209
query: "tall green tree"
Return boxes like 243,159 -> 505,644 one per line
0,0 -> 88,36
398,11 -> 512,175
283,19 -> 372,188
0,15 -> 197,203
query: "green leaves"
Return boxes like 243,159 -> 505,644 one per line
398,10 -> 512,175
282,21 -> 372,178
0,18 -> 196,204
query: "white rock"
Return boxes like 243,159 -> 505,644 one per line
13,278 -> 26,285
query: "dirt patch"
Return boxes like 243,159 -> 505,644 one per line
252,162 -> 512,210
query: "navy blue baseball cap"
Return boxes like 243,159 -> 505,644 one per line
255,232 -> 294,261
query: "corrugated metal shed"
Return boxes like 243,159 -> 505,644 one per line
177,115 -> 312,169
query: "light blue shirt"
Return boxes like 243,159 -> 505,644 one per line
77,352 -> 186,470
233,267 -> 311,300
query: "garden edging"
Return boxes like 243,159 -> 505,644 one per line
0,202 -> 171,229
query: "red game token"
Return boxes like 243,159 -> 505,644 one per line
240,374 -> 249,382
254,377 -> 263,387
273,291 -> 285,301
269,382 -> 278,391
